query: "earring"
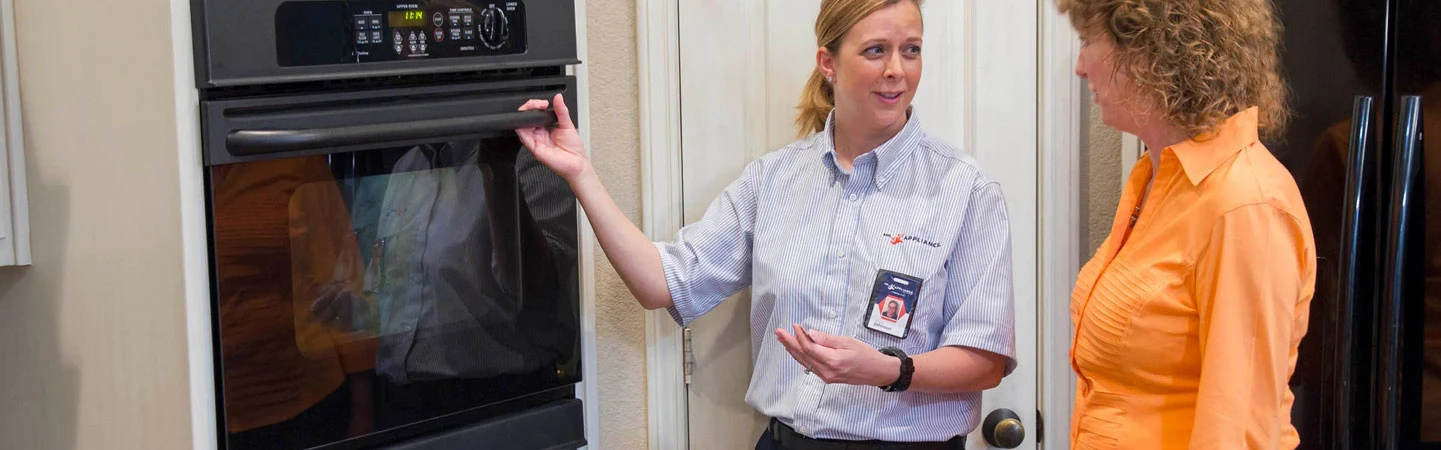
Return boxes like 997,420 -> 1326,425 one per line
827,76 -> 835,84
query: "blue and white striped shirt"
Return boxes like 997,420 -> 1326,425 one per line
655,111 -> 1017,442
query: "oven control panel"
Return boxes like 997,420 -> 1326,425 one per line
276,0 -> 528,67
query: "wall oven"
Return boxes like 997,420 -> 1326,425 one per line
190,1 -> 584,449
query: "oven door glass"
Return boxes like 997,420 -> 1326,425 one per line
208,136 -> 579,450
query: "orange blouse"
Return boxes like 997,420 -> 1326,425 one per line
1069,107 -> 1317,449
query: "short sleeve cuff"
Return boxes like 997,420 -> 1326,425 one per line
655,242 -> 700,326
938,329 -> 1018,376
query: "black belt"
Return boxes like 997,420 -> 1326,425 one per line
769,419 -> 966,450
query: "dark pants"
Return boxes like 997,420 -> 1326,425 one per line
756,428 -> 783,450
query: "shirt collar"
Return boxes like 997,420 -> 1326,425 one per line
1167,107 -> 1261,186
817,108 -> 923,188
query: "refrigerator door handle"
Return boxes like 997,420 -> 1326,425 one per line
1334,95 -> 1375,449
1377,95 -> 1424,450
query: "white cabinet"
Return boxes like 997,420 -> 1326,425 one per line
0,0 -> 30,266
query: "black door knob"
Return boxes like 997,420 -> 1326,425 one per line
982,408 -> 1025,448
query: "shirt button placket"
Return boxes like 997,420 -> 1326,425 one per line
816,165 -> 870,433
834,164 -> 871,322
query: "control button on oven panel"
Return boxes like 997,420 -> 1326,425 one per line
345,1 -> 528,63
478,7 -> 510,50
353,14 -> 385,46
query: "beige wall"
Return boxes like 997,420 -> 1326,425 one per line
1082,102 -> 1123,257
585,0 -> 651,449
0,0 -> 193,448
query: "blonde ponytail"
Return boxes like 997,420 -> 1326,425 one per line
795,69 -> 836,137
794,0 -> 923,137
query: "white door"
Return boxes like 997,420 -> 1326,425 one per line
677,1 -> 1039,449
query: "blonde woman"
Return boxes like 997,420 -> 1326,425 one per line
1055,0 -> 1316,448
515,0 -> 1015,447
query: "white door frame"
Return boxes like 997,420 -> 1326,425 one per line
637,1 -> 691,450
1118,132 -> 1144,190
1038,4 -> 1083,449
170,0 -> 217,447
641,2 -> 1086,449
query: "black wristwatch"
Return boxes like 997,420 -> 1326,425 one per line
877,346 -> 914,392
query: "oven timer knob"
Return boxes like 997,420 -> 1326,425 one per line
478,8 -> 509,50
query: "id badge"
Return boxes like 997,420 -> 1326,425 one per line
863,269 -> 923,339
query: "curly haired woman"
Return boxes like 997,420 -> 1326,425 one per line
1054,0 -> 1317,448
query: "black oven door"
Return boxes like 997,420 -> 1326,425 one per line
203,76 -> 583,450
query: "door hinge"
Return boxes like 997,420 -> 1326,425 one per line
1036,409 -> 1044,444
682,327 -> 695,386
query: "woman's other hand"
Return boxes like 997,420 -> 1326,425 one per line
775,324 -> 901,387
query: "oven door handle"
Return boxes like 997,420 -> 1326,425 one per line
225,110 -> 559,156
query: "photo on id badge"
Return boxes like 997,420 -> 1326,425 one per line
864,269 -> 922,339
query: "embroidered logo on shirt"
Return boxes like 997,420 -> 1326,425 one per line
883,233 -> 941,248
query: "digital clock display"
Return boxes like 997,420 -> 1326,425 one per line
388,10 -> 427,27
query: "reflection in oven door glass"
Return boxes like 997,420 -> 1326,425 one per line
212,137 -> 579,450
212,155 -> 375,449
